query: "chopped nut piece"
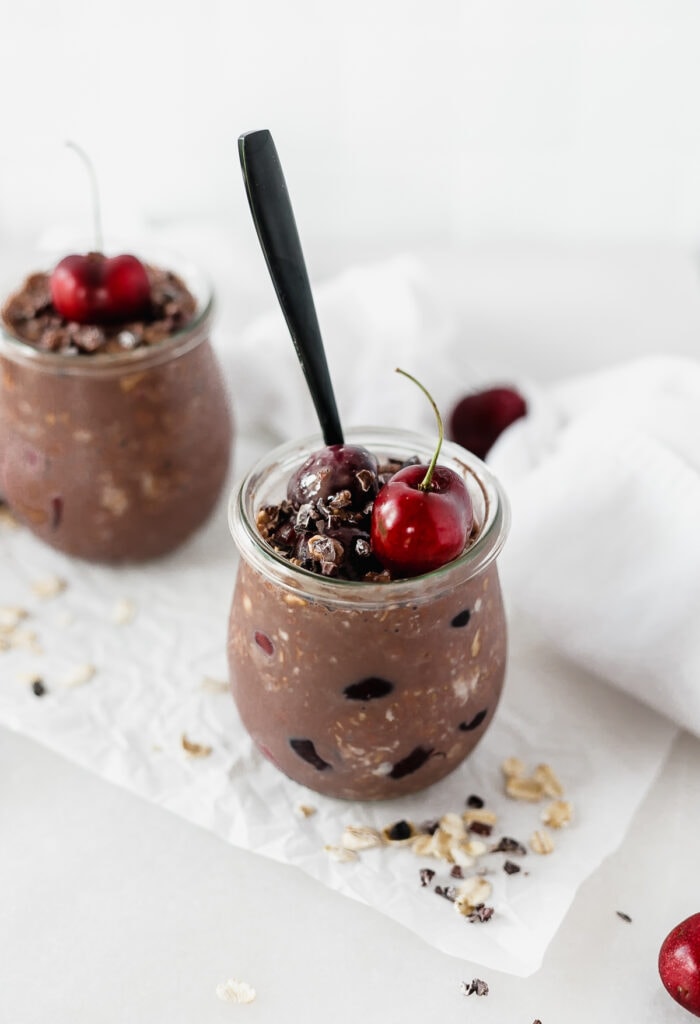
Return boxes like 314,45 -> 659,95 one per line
501,756 -> 526,779
324,844 -> 358,863
541,799 -> 573,829
31,575 -> 67,599
215,978 -> 256,1004
505,775 -> 544,802
61,663 -> 96,688
181,733 -> 213,757
530,829 -> 555,855
342,825 -> 383,851
533,762 -> 564,798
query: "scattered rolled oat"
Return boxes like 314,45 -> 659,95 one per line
505,774 -> 545,802
181,733 -> 213,757
530,829 -> 555,855
0,606 -> 28,632
31,574 -> 67,599
201,675 -> 229,694
324,844 -> 358,863
541,799 -> 573,829
112,598 -> 136,625
295,803 -> 317,819
215,978 -> 256,1004
454,876 -> 493,916
533,763 -> 564,798
342,825 -> 383,851
61,663 -> 96,688
501,756 -> 526,779
463,807 -> 498,828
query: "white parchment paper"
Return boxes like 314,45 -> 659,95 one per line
0,436 -> 677,977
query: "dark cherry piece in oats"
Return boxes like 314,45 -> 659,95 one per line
50,252 -> 151,325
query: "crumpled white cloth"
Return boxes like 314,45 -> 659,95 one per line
225,255 -> 700,739
489,355 -> 700,738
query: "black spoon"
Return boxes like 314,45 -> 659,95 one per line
238,129 -> 344,446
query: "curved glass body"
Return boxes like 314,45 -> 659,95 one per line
228,428 -> 510,800
0,267 -> 233,562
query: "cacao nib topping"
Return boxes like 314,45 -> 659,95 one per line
466,794 -> 485,809
503,860 -> 521,875
289,738 -> 332,771
451,608 -> 471,628
468,820 -> 493,837
389,745 -> 433,779
386,820 -> 413,841
468,904 -> 494,923
419,868 -> 435,887
1,264 -> 196,355
254,631 -> 274,656
461,978 -> 489,997
343,677 -> 394,702
459,708 -> 488,732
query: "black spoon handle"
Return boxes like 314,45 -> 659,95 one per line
238,129 -> 344,446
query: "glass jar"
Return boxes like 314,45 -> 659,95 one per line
227,427 -> 510,800
0,260 -> 233,563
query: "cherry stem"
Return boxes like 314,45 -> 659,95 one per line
395,368 -> 444,491
66,140 -> 103,253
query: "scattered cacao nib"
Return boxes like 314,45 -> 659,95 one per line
503,860 -> 521,875
616,911 -> 632,923
460,978 -> 489,997
385,819 -> 413,842
468,820 -> 493,837
466,794 -> 485,809
492,836 -> 527,855
450,865 -> 464,879
468,903 -> 494,923
435,885 -> 458,902
419,868 -> 435,887
31,679 -> 47,697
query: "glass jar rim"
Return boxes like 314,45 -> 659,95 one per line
229,426 -> 510,609
0,252 -> 214,376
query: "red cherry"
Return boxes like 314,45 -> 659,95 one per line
50,252 -> 151,325
371,463 -> 473,578
448,387 -> 527,460
659,913 -> 700,1016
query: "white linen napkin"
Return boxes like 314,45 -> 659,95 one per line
489,355 -> 700,738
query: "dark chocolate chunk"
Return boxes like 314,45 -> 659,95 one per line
343,677 -> 394,701
459,708 -> 488,731
389,745 -> 433,779
386,819 -> 413,841
451,608 -> 471,628
289,738 -> 331,771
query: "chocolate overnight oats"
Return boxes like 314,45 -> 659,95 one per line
0,257 -> 233,562
227,428 -> 510,800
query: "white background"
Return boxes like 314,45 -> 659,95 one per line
2,0 -> 700,252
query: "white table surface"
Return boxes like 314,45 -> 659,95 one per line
3,237 -> 700,1023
